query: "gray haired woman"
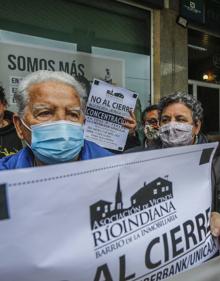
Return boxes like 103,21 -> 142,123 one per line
158,92 -> 220,241
158,91 -> 207,147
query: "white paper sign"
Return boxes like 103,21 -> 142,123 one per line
0,40 -> 124,110
84,79 -> 138,151
0,143 -> 218,281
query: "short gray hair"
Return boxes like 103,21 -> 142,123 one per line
158,91 -> 203,123
14,70 -> 87,117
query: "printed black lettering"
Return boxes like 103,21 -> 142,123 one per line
18,56 -> 26,71
183,219 -> 197,250
162,233 -> 169,262
78,63 -> 85,76
145,237 -> 161,269
195,213 -> 206,242
93,264 -> 113,281
70,60 -> 77,76
11,87 -> 17,94
205,207 -> 211,234
91,96 -> 102,104
48,60 -> 55,71
110,222 -> 123,238
8,54 -> 16,70
0,184 -> 9,220
59,61 -> 70,73
27,57 -> 38,72
11,77 -> 19,83
39,58 -> 47,70
119,255 -> 135,281
170,226 -> 184,258
93,230 -> 106,247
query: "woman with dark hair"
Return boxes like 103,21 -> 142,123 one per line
159,92 -> 220,245
0,86 -> 22,158
158,91 -> 208,147
128,91 -> 220,237
128,92 -> 207,151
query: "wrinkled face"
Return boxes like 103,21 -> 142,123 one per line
160,102 -> 201,140
14,81 -> 84,144
144,109 -> 159,129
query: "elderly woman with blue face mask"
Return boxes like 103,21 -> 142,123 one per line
158,92 -> 207,147
0,70 -> 113,170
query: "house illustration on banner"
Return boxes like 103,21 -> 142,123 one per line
90,175 -> 173,229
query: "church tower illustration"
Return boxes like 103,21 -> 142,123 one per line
115,175 -> 123,210
90,175 -> 173,230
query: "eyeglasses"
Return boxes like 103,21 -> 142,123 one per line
145,118 -> 159,126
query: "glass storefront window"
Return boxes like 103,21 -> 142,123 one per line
188,29 -> 220,84
0,0 -> 151,113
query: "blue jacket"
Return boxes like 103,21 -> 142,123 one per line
0,140 -> 113,170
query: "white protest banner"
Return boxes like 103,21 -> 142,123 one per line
0,143 -> 218,281
168,255 -> 220,281
84,79 -> 138,151
0,40 -> 124,108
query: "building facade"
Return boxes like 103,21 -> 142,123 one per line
0,0 -> 220,133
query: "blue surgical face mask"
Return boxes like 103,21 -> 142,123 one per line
21,120 -> 84,164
